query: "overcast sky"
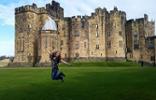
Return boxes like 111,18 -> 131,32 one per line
0,0 -> 156,56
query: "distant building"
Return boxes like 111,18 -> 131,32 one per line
13,1 -> 155,66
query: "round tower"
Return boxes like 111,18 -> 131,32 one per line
39,15 -> 58,64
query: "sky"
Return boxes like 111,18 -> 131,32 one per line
0,0 -> 156,56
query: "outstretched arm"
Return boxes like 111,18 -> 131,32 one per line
61,59 -> 71,65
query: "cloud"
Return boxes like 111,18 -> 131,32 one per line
0,41 -> 14,56
0,0 -> 156,26
0,0 -> 27,26
0,4 -> 15,26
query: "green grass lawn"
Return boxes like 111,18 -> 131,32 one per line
0,62 -> 156,100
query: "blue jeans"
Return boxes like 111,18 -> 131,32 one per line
51,68 -> 64,80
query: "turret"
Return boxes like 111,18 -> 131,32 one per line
46,0 -> 64,19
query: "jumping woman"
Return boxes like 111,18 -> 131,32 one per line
49,51 -> 69,82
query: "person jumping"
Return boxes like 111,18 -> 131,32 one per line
49,51 -> 69,82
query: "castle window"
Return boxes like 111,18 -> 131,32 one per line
60,47 -> 63,51
17,39 -> 20,52
56,23 -> 59,29
81,21 -> 85,28
61,40 -> 63,46
28,24 -> 32,29
134,44 -> 139,49
119,31 -> 122,36
119,41 -> 123,47
45,37 -> 48,48
151,56 -> 155,61
51,39 -> 53,49
48,37 -> 51,47
75,42 -> 79,49
96,24 -> 99,37
17,38 -> 24,52
96,44 -> 99,49
147,38 -> 154,49
75,32 -> 80,37
84,42 -> 87,48
52,46 -> 55,50
65,54 -> 67,58
96,24 -> 98,29
64,32 -> 66,37
21,38 -> 24,52
96,31 -> 99,37
130,54 -> 133,58
140,55 -> 143,59
134,34 -> 139,49
107,41 -> 111,48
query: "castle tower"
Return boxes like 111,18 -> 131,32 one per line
13,4 -> 40,66
88,8 -> 108,59
46,0 -> 64,19
106,7 -> 126,59
70,16 -> 82,59
57,18 -> 71,60
79,16 -> 89,59
39,16 -> 58,64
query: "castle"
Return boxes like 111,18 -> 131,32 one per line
13,0 -> 156,66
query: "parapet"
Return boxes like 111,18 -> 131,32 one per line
46,0 -> 64,19
136,18 -> 144,23
52,0 -> 60,7
39,7 -> 48,14
110,6 -> 126,16
71,16 -> 81,20
15,3 -> 38,14
127,19 -> 134,23
91,13 -> 96,17
82,16 -> 89,20
46,0 -> 63,11
15,3 -> 47,14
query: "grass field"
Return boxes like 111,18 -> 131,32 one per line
0,62 -> 156,100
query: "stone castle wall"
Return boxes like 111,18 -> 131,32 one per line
13,1 -> 155,66
126,14 -> 155,63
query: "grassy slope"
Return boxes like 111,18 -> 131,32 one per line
0,62 -> 156,100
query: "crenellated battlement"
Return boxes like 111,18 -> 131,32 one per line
15,3 -> 48,15
110,7 -> 126,17
70,15 -> 89,22
71,16 -> 82,21
46,0 -> 64,19
95,7 -> 108,15
46,0 -> 61,10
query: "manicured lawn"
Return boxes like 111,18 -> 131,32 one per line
0,62 -> 156,100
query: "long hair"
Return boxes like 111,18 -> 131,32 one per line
49,51 -> 61,62
49,51 -> 57,61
